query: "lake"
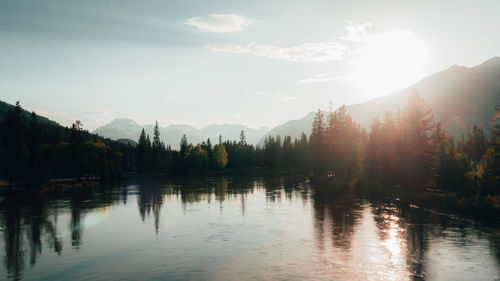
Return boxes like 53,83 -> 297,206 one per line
0,175 -> 498,280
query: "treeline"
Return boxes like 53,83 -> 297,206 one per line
133,124 -> 230,173
365,92 -> 500,196
303,91 -> 500,197
1,94 -> 499,197
0,102 -> 132,186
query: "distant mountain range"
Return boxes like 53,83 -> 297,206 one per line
2,57 -> 499,148
93,119 -> 270,148
257,57 -> 500,145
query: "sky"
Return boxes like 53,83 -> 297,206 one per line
1,0 -> 499,131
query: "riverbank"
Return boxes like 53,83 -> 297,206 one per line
2,171 -> 499,220
418,190 -> 500,219
347,182 -> 500,222
0,167 -> 308,189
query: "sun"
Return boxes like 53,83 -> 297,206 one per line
349,32 -> 429,100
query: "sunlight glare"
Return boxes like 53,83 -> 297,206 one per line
380,217 -> 403,264
350,32 -> 429,99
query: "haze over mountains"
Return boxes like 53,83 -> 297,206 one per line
94,57 -> 500,147
257,57 -> 500,145
93,57 -> 499,147
93,119 -> 270,148
1,57 -> 498,148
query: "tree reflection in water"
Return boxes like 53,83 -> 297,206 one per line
0,176 -> 498,280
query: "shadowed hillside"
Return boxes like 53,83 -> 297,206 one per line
0,100 -> 59,128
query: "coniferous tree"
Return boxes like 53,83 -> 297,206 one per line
325,105 -> 362,181
136,129 -> 148,173
475,103 -> 500,195
463,125 -> 488,162
1,102 -> 26,184
430,123 -> 471,193
379,111 -> 397,181
176,134 -> 191,173
26,112 -> 44,186
1,95 -> 497,196
367,117 -> 384,180
180,134 -> 188,157
239,130 -> 246,146
145,134 -> 152,172
401,91 -> 435,186
263,136 -> 281,168
282,136 -> 293,168
152,121 -> 162,149
203,138 -> 215,169
310,109 -> 326,175
69,120 -> 85,180
151,121 -> 166,173
295,132 -> 310,171
190,144 -> 209,171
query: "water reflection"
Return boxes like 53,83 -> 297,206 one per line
0,176 -> 498,280
137,183 -> 164,234
310,184 -> 499,280
1,193 -> 63,280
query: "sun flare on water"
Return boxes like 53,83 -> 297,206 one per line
349,32 -> 429,100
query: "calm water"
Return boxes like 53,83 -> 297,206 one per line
0,175 -> 499,281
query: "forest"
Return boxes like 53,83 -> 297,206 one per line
0,92 -> 499,200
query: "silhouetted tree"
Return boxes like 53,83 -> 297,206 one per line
136,129 -> 148,173
474,103 -> 500,195
401,91 -> 435,186
1,96 -> 498,199
430,123 -> 471,194
26,112 -> 44,187
325,105 -> 364,181
239,130 -> 246,146
189,144 -> 209,171
151,121 -> 166,173
1,101 -> 26,184
310,109 -> 326,175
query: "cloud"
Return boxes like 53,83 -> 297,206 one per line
185,14 -> 252,32
298,74 -> 351,84
341,21 -> 413,42
206,41 -> 347,62
275,93 -> 297,103
205,21 -> 417,64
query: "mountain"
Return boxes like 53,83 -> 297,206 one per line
93,119 -> 270,148
198,124 -> 268,145
92,118 -> 143,140
259,57 -> 500,145
4,57 -> 499,148
257,112 -> 316,146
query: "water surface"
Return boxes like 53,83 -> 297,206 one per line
0,175 -> 498,280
